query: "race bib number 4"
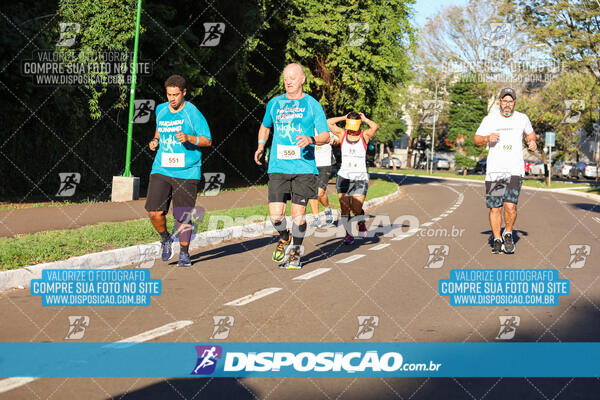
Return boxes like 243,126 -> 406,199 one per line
277,144 -> 301,160
161,153 -> 185,168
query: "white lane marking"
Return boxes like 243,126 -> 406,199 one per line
224,287 -> 282,306
336,254 -> 366,264
440,213 -> 449,217
0,378 -> 37,394
0,321 -> 194,393
369,243 -> 391,251
392,230 -> 419,241
421,222 -> 434,227
593,216 -> 600,224
293,268 -> 331,280
115,320 -> 193,343
431,217 -> 442,221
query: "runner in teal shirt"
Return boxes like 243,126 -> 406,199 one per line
151,101 -> 211,180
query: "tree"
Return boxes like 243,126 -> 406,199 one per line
517,72 -> 600,164
419,0 -> 528,105
518,0 -> 600,82
284,0 -> 415,118
447,77 -> 488,173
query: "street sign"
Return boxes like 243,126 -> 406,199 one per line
545,131 -> 556,148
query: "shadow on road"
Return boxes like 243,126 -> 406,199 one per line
570,203 -> 599,213
480,229 -> 529,247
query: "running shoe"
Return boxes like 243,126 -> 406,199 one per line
343,233 -> 355,245
272,236 -> 291,262
161,236 -> 174,261
492,238 -> 503,254
310,218 -> 320,229
280,246 -> 302,270
358,220 -> 368,237
502,232 -> 515,254
178,251 -> 192,267
324,209 -> 334,225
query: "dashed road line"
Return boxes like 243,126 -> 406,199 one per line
336,254 -> 366,264
369,243 -> 391,251
293,268 -> 331,281
224,287 -> 282,306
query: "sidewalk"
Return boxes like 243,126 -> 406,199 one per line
0,187 -> 268,238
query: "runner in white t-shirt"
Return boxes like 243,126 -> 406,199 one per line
474,88 -> 537,254
328,112 -> 379,245
308,134 -> 336,228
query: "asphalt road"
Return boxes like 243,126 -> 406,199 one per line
1,175 -> 599,399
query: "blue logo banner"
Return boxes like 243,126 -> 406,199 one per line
439,269 -> 569,306
0,342 -> 598,377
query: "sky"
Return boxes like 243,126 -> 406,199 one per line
412,0 -> 469,28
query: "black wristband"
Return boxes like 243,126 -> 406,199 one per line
310,136 -> 315,145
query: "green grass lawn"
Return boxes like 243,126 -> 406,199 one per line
0,179 -> 397,270
369,168 -> 598,190
574,187 -> 600,195
0,185 -> 269,211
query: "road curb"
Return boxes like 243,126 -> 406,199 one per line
0,183 -> 402,292
373,172 -> 600,203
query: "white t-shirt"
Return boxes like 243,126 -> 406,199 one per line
314,143 -> 333,167
476,110 -> 533,181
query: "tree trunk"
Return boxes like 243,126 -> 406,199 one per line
385,145 -> 396,171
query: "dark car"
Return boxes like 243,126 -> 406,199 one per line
569,162 -> 599,179
474,158 -> 486,174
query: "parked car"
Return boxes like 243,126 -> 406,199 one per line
524,160 -> 535,175
474,158 -> 487,174
381,156 -> 401,169
561,162 -> 576,177
433,157 -> 451,170
529,161 -> 546,176
551,161 -> 575,178
569,162 -> 599,179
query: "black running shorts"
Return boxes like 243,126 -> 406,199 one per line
316,166 -> 332,192
268,173 -> 317,206
145,173 -> 199,213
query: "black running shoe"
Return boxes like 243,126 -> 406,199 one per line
492,238 -> 503,254
502,232 -> 515,254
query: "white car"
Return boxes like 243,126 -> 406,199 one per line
529,161 -> 546,176
561,163 -> 575,177
433,157 -> 450,170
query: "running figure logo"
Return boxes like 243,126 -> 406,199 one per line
65,316 -> 89,340
202,173 -> 225,196
424,245 -> 449,269
200,23 -> 225,47
347,23 -> 369,46
561,100 -> 585,124
485,23 -> 512,47
487,172 -> 511,197
133,100 -> 156,124
566,245 -> 591,269
421,100 -> 444,125
191,345 -> 222,375
354,315 -> 379,340
57,22 -> 80,47
56,172 -> 81,197
136,244 -> 158,269
210,316 -> 235,340
496,316 -> 520,340
173,206 -> 205,242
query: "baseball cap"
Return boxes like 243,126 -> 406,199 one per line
499,87 -> 516,100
